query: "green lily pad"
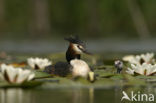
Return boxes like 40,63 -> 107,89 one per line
34,71 -> 52,79
123,74 -> 146,86
0,81 -> 43,88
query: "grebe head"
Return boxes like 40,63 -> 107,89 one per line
65,36 -> 91,55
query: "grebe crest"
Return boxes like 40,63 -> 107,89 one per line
65,36 -> 91,62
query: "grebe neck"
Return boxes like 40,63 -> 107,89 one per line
66,43 -> 81,63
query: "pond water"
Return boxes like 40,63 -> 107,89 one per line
0,86 -> 156,103
1,39 -> 156,53
0,86 -> 155,103
0,88 -> 122,103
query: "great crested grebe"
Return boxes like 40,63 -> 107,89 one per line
44,36 -> 93,79
114,60 -> 123,74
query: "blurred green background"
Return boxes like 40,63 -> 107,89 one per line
0,0 -> 155,40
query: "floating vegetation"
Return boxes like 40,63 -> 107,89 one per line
126,63 -> 156,76
0,64 -> 35,84
123,53 -> 156,76
0,52 -> 155,89
27,57 -> 52,70
123,53 -> 155,65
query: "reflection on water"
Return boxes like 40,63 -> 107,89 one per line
0,89 -> 31,103
0,88 -> 122,103
2,87 -> 155,103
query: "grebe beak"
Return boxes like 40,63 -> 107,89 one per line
82,49 -> 92,55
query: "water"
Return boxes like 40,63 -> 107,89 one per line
0,88 -> 122,103
1,39 -> 156,53
1,86 -> 156,103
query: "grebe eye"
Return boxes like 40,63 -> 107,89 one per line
77,45 -> 83,49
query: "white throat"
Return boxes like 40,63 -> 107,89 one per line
72,44 -> 82,54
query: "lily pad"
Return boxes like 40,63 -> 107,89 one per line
34,71 -> 52,79
0,81 -> 43,88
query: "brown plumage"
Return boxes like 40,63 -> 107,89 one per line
66,43 -> 81,63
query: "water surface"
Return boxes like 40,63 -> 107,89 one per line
0,88 -> 122,103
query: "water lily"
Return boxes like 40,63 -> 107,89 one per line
126,63 -> 156,76
27,57 -> 52,70
123,53 -> 155,65
0,64 -> 35,83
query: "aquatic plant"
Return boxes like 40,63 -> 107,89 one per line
126,63 -> 156,76
0,64 -> 35,84
123,53 -> 155,65
27,57 -> 52,70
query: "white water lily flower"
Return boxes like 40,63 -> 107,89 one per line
122,55 -> 135,62
27,57 -> 52,70
0,64 -> 35,83
126,63 -> 156,76
123,53 -> 155,65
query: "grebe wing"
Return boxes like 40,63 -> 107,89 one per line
44,61 -> 72,77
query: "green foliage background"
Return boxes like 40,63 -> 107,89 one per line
0,0 -> 156,39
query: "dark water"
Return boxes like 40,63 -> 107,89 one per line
1,86 -> 156,103
0,88 -> 123,103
